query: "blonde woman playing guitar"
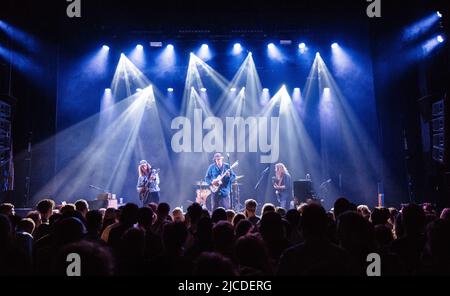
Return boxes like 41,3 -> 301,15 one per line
137,160 -> 160,206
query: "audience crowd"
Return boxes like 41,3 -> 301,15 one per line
1,197 -> 449,276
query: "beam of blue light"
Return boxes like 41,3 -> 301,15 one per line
0,44 -> 41,76
85,45 -> 110,75
330,43 -> 359,77
155,44 -> 176,76
267,43 -> 285,62
422,35 -> 443,54
129,44 -> 146,68
0,20 -> 40,52
403,13 -> 441,41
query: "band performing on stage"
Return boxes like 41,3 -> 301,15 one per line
136,152 -> 301,211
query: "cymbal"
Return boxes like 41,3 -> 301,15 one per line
194,181 -> 209,186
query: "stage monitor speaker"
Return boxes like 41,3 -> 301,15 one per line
294,180 -> 313,202
88,199 -> 118,210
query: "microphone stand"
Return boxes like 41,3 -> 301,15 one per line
254,166 -> 270,190
227,154 -> 233,210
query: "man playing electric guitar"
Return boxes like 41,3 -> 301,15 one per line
137,160 -> 160,206
205,153 -> 236,210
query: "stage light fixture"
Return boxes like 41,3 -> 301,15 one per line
298,43 -> 306,49
294,87 -> 300,91
331,43 -> 339,49
437,35 -> 444,43
105,88 -> 111,92
102,45 -> 110,50
230,88 -> 237,92
150,42 -> 163,47
136,44 -> 143,50
167,44 -> 174,50
316,52 -> 320,57
263,88 -> 269,92
268,43 -> 275,49
280,40 -> 292,45
201,44 -> 209,49
233,43 -> 243,55
437,11 -> 442,18
200,88 -> 207,92
167,88 -> 174,92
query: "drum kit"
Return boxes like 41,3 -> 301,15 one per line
194,175 -> 244,210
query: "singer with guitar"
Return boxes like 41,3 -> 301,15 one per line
205,153 -> 237,210
272,163 -> 292,209
137,160 -> 160,206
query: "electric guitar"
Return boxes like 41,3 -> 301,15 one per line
209,161 -> 239,193
139,168 -> 160,201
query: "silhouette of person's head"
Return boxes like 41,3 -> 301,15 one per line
370,207 -> 390,226
187,202 -> 203,225
235,219 -> 253,238
212,221 -> 235,255
285,209 -> 301,228
193,252 -> 237,276
157,203 -> 170,219
235,234 -> 271,275
211,208 -> 227,224
120,203 -> 139,226
261,203 -> 275,217
402,203 -> 425,236
0,214 -> 12,246
333,197 -> 354,219
85,210 -> 102,234
260,211 -> 284,242
54,240 -> 114,275
53,217 -> 87,246
300,204 -> 328,240
440,208 -> 450,221
232,213 -> 245,226
162,222 -> 188,255
337,211 -> 375,254
137,206 -> 154,229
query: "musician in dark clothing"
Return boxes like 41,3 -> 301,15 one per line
272,163 -> 292,209
205,153 -> 236,210
137,160 -> 160,206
